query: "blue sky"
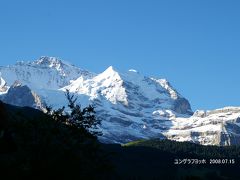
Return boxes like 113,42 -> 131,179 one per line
0,0 -> 240,110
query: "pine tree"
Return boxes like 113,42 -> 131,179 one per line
46,90 -> 102,138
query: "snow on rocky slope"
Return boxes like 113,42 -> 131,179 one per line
0,81 -> 45,110
61,65 -> 192,143
164,107 -> 240,146
0,56 -> 93,90
0,56 -> 240,145
0,76 -> 8,94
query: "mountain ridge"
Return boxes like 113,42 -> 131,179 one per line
0,56 -> 239,145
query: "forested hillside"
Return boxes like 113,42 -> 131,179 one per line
1,101 -> 240,179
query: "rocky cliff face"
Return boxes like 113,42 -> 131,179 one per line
0,56 -> 239,145
1,81 -> 45,110
164,107 -> 240,146
0,77 -> 8,94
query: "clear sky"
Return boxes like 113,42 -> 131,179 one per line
0,0 -> 240,110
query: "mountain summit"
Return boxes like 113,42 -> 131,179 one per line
0,57 -> 239,145
0,56 -> 93,90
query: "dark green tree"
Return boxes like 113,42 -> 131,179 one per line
46,89 -> 102,138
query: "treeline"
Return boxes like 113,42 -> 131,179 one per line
124,139 -> 240,159
112,139 -> 240,179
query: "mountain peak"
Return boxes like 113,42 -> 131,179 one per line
1,57 -> 94,90
104,66 -> 117,73
15,56 -> 67,70
99,66 -> 121,79
33,56 -> 64,68
38,56 -> 60,62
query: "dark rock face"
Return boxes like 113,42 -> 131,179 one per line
222,123 -> 240,145
173,98 -> 193,115
2,83 -> 44,110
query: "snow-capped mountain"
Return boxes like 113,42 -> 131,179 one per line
0,56 -> 240,145
62,66 -> 192,114
0,56 -> 93,90
61,65 -> 192,143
